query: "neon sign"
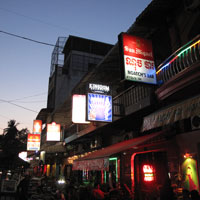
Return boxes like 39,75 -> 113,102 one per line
46,122 -> 61,141
27,133 -> 41,151
72,94 -> 90,124
89,83 -> 110,94
143,164 -> 155,182
87,93 -> 112,122
33,120 -> 42,134
119,33 -> 157,84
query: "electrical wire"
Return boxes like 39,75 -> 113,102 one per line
12,100 -> 46,103
0,92 -> 47,104
0,99 -> 38,113
0,30 -> 59,47
0,7 -> 82,35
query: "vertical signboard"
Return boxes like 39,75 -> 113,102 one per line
87,93 -> 112,122
33,120 -> 42,134
27,134 -> 41,151
46,122 -> 61,141
118,33 -> 157,84
72,94 -> 90,124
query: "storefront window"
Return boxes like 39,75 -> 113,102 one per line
102,157 -> 119,187
109,157 -> 118,183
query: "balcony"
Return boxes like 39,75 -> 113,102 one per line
113,85 -> 154,118
156,35 -> 200,101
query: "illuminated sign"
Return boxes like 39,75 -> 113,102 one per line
72,94 -> 90,124
87,93 -> 112,122
119,33 -> 157,84
33,120 -> 42,134
18,152 -> 32,162
88,83 -> 110,94
182,157 -> 199,191
27,133 -> 40,151
143,164 -> 155,182
46,122 -> 60,141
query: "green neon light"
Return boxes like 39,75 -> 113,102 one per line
109,157 -> 117,161
157,39 -> 200,75
109,157 -> 118,182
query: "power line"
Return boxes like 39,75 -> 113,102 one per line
0,7 -> 81,35
11,92 -> 47,101
13,100 -> 46,104
0,30 -> 59,47
0,99 -> 38,113
0,92 -> 47,104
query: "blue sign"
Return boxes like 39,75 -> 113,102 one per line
87,93 -> 112,122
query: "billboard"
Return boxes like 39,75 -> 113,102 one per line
87,93 -> 112,122
27,133 -> 40,151
46,122 -> 60,141
119,33 -> 157,84
72,94 -> 90,124
33,120 -> 42,134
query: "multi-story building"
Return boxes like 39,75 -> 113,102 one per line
36,35 -> 113,177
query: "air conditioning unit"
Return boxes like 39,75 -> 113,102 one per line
191,115 -> 200,130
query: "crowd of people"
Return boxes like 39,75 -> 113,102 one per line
15,174 -> 133,200
2,172 -> 200,200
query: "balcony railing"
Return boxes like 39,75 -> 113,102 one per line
113,85 -> 152,117
156,35 -> 200,85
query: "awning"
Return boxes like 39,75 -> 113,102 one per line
142,94 -> 200,132
73,131 -> 162,171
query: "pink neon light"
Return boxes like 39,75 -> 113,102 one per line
143,164 -> 155,182
143,164 -> 153,173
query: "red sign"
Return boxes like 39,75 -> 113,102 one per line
119,33 -> 157,84
143,164 -> 155,182
33,120 -> 42,134
27,133 -> 40,151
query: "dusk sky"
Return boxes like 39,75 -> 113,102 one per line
0,0 -> 152,134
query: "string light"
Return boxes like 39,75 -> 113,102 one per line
156,39 -> 200,75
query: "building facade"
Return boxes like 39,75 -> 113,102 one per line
36,35 -> 113,178
36,0 -> 200,199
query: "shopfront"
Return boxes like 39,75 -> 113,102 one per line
141,95 -> 200,195
176,131 -> 200,192
131,150 -> 171,200
72,132 -> 162,188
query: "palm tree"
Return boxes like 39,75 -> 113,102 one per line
0,120 -> 30,170
2,120 -> 29,154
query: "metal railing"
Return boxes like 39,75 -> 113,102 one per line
113,85 -> 152,116
156,35 -> 200,84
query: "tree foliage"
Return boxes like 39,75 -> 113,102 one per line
1,120 -> 29,155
